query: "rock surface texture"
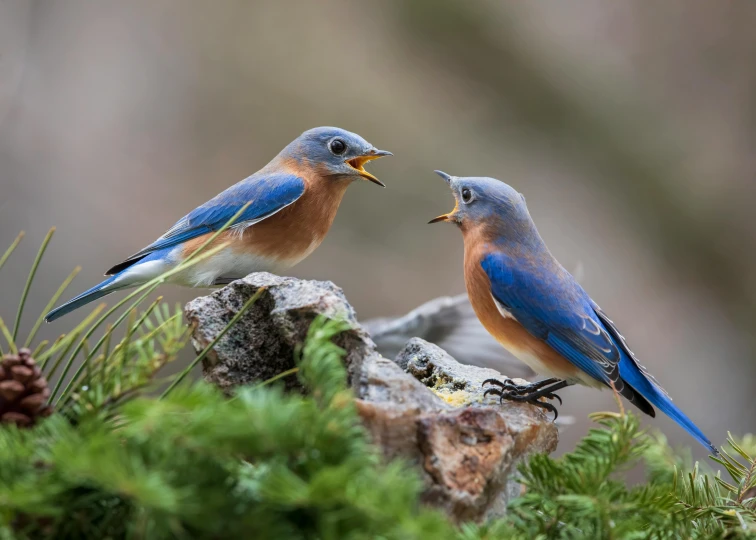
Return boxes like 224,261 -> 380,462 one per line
364,294 -> 533,378
186,273 -> 559,523
185,273 -> 374,392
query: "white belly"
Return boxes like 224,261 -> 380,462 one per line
111,247 -> 291,289
171,247 -> 291,287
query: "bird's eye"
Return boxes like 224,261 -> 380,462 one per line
329,138 -> 347,155
461,187 -> 472,203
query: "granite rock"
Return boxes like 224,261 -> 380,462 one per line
186,274 -> 559,522
184,272 -> 375,392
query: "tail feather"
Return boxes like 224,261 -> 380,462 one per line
619,356 -> 717,454
44,276 -> 120,323
613,377 -> 655,418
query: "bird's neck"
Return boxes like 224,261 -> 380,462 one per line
262,153 -> 310,177
461,218 -> 547,258
264,154 -> 352,190
283,160 -> 351,229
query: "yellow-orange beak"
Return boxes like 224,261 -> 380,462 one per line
428,213 -> 451,224
428,170 -> 458,224
428,202 -> 459,224
346,149 -> 392,187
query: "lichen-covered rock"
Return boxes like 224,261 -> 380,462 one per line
185,272 -> 375,392
356,338 -> 558,522
186,274 -> 558,523
400,337 -> 534,412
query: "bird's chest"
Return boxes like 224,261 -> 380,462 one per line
242,181 -> 348,265
463,255 -> 527,351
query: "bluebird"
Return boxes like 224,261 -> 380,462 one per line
429,171 -> 715,453
45,127 -> 391,322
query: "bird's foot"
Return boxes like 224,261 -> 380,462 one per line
482,377 -> 562,401
482,378 -> 568,420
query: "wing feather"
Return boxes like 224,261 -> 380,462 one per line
481,252 -> 655,415
106,173 -> 305,275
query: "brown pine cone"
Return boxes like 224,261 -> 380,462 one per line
0,348 -> 53,427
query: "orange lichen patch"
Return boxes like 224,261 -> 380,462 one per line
431,388 -> 475,407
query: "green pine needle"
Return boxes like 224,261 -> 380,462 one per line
160,286 -> 265,399
0,230 -> 24,273
31,339 -> 50,357
13,227 -> 55,341
0,316 -> 18,354
24,265 -> 81,348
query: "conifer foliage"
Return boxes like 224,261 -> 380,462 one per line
467,414 -> 756,539
1,317 -> 452,539
1,230 -> 755,539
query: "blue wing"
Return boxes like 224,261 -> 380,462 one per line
480,252 -> 654,415
481,251 -> 715,452
106,173 -> 305,275
481,252 -> 619,383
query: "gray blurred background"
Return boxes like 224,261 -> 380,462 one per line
1,0 -> 754,456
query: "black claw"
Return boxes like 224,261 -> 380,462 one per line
481,378 -> 569,422
503,381 -> 523,391
525,398 -> 558,420
541,402 -> 557,418
483,388 -> 501,399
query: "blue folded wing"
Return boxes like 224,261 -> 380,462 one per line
481,251 -> 714,452
482,252 -> 655,415
106,173 -> 305,275
480,252 -> 621,386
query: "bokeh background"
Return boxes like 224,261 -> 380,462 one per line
2,0 -> 754,456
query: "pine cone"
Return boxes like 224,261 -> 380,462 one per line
0,348 -> 53,427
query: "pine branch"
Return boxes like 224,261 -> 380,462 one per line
3,231 -> 756,539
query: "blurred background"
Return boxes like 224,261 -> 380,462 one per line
1,0 -> 754,457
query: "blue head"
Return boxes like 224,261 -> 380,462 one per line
429,171 -> 541,246
276,126 -> 392,186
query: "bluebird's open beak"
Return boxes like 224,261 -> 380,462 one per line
428,170 -> 459,224
346,148 -> 392,187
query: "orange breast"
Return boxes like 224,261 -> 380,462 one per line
240,177 -> 349,263
463,234 -> 583,382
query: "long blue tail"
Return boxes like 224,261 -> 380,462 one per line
619,355 -> 717,454
45,275 -> 120,323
